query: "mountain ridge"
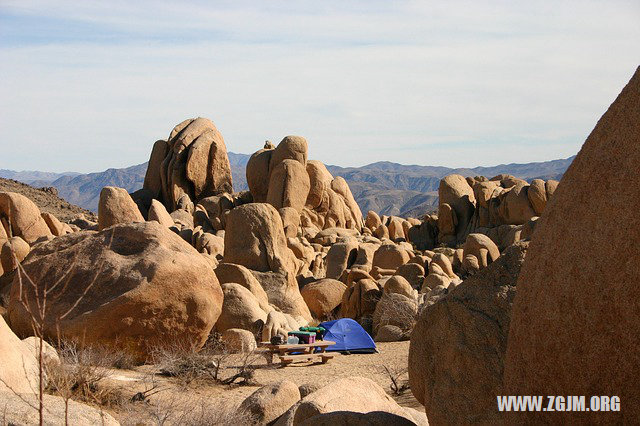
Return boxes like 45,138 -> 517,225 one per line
0,154 -> 574,217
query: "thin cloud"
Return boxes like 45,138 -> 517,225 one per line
0,1 -> 638,172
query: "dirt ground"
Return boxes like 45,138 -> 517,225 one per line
98,341 -> 422,424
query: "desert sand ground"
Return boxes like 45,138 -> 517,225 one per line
96,341 -> 420,424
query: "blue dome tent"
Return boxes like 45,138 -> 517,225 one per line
319,318 -> 377,353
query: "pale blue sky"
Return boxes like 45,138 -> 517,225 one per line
0,1 -> 638,172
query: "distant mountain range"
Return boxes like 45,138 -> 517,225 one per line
0,154 -> 574,217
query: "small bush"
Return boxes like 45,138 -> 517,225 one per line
150,336 -> 262,387
383,365 -> 410,396
45,342 -> 129,408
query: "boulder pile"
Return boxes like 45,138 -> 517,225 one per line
143,117 -> 233,211
0,113 -> 566,384
235,376 -> 427,425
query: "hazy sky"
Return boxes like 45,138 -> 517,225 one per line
0,1 -> 638,173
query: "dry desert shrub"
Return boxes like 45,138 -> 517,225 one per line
150,335 -> 262,388
382,365 -> 410,396
44,341 -> 129,409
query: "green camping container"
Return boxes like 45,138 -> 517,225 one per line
299,326 -> 326,340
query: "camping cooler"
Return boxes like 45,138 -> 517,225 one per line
288,331 -> 316,344
299,326 -> 326,340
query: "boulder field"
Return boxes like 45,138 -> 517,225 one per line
1,66 -> 637,425
0,115 -> 557,360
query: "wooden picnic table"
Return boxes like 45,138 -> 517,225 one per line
259,340 -> 336,366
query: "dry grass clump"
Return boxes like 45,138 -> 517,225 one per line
119,395 -> 257,426
44,341 -> 132,408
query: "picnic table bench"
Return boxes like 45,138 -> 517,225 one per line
259,340 -> 336,366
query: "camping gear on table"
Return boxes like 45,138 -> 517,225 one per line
270,334 -> 286,345
318,318 -> 377,353
299,326 -> 326,340
287,335 -> 300,345
259,340 -> 336,366
287,330 -> 316,344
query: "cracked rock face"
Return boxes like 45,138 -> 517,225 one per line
408,242 -> 529,424
143,117 -> 233,211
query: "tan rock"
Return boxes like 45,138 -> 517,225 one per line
246,148 -> 274,203
438,175 -> 475,243
269,136 -> 308,170
238,380 -> 301,425
215,263 -> 271,313
462,233 -> 501,273
373,224 -> 389,240
0,316 -> 39,393
285,377 -> 415,425
300,279 -> 346,319
98,186 -> 144,231
143,139 -> 168,199
252,270 -> 312,322
325,240 -> 359,279
371,244 -> 410,271
387,216 -> 405,241
261,310 -> 300,342
430,253 -> 456,279
1,236 -> 30,274
305,161 -> 333,209
8,222 -> 222,362
216,283 -> 267,334
503,67 -> 640,424
395,263 -> 425,289
21,336 -> 60,365
409,242 -> 528,424
0,192 -> 52,244
497,183 -> 536,225
298,411 -> 416,426
267,159 -> 311,213
365,210 -> 382,231
382,275 -> 414,299
375,325 -> 407,343
545,179 -> 559,198
157,118 -> 233,210
279,207 -> 301,238
340,279 -> 381,321
527,179 -> 547,215
221,328 -> 257,353
0,393 -> 120,426
147,199 -> 174,227
224,203 -> 297,274
41,212 -> 67,236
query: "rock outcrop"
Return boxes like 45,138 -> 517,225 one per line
300,278 -> 346,319
8,221 -> 223,362
0,192 -> 52,244
0,316 -> 40,393
223,203 -> 311,322
503,66 -> 640,423
275,377 -> 417,425
409,242 -> 528,424
246,138 -> 362,233
143,117 -> 233,211
224,203 -> 297,274
98,186 -> 144,230
238,380 -> 301,424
